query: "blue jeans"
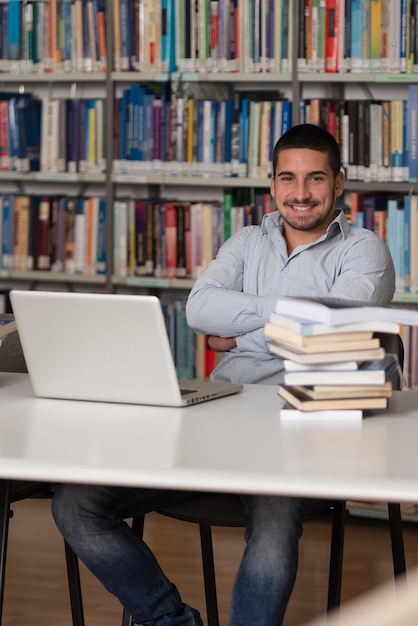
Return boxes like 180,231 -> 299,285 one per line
52,484 -> 313,626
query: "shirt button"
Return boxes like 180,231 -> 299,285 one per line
254,362 -> 261,367
283,267 -> 289,273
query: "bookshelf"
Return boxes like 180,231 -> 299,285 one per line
2,1 -> 418,361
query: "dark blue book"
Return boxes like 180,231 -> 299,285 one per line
1,195 -> 14,270
223,97 -> 233,175
78,99 -> 88,171
160,82 -> 172,163
96,198 -> 106,273
66,99 -> 81,173
18,98 -> 41,172
120,88 -> 129,161
239,97 -> 249,176
281,100 -> 292,134
134,199 -> 147,275
143,92 -> 154,162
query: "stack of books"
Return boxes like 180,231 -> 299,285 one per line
264,296 -> 418,420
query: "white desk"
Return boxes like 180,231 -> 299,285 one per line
1,371 -> 418,503
0,372 -> 416,625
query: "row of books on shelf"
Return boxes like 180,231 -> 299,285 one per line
0,0 -> 106,74
298,0 -> 418,74
347,192 -> 418,295
0,92 -> 106,173
114,84 -> 418,183
3,189 -> 418,293
4,84 -> 418,183
0,194 -> 106,275
114,0 -> 292,73
113,192 -> 275,278
300,87 -> 418,183
114,83 -> 291,178
162,297 -> 219,380
265,296 -> 418,420
3,0 -> 418,77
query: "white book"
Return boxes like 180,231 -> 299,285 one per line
273,296 -> 418,327
279,406 -> 363,421
269,311 -> 400,336
282,355 -> 398,386
284,360 -> 359,372
268,341 -> 385,365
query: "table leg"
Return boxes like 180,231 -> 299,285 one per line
0,479 -> 11,626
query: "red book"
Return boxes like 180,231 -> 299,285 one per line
184,203 -> 192,279
325,0 -> 338,72
165,202 -> 177,279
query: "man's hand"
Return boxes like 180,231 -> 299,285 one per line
207,336 -> 237,352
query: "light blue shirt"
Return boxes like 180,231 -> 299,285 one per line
186,210 -> 396,384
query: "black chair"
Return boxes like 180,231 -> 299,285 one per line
122,332 -> 406,626
0,316 -> 85,626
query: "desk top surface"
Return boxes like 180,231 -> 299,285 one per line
1,373 -> 418,503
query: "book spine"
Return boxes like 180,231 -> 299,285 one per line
37,197 -> 51,270
165,202 -> 177,279
175,203 -> 186,277
407,84 -> 418,183
390,99 -> 405,183
95,198 -> 106,273
404,193 -> 411,292
1,196 -> 14,270
134,200 -> 147,275
7,0 -> 21,72
325,0 -> 338,71
351,0 -> 362,72
370,0 -> 382,71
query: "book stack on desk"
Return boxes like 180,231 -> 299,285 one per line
264,296 -> 416,420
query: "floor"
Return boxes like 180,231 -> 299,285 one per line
3,498 -> 418,625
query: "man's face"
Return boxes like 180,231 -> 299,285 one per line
270,148 -> 344,235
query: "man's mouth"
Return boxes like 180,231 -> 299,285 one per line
287,202 -> 316,212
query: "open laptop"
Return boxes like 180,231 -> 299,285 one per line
9,290 -> 243,407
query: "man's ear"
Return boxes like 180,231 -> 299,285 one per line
335,170 -> 345,198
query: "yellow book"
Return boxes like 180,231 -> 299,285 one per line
186,97 -> 195,165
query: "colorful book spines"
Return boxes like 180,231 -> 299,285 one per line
0,194 -> 106,274
0,95 -> 105,174
113,83 -> 291,178
299,96 -> 415,183
0,0 -> 107,73
112,195 -> 275,280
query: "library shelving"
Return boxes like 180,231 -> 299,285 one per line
2,0 -> 418,367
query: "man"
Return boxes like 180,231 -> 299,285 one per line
52,124 -> 395,626
187,123 -> 395,384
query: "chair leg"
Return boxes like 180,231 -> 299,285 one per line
199,524 -> 220,626
0,480 -> 11,626
387,503 -> 406,579
327,500 -> 347,613
64,540 -> 85,626
121,517 -> 145,626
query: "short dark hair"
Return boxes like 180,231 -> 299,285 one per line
272,124 -> 342,177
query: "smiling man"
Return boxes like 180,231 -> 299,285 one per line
185,123 -> 396,625
186,123 -> 395,386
